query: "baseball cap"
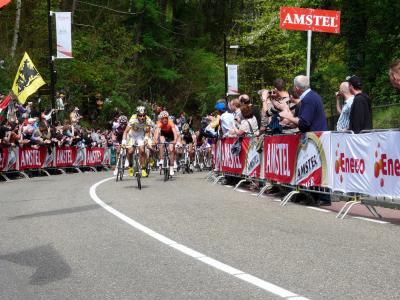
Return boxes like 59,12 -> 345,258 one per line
346,75 -> 362,89
214,102 -> 226,111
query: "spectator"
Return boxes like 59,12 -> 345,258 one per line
230,104 -> 259,136
239,94 -> 261,129
204,101 -> 225,138
56,93 -> 66,122
347,75 -> 372,133
220,100 -> 235,137
335,82 -> 354,131
70,106 -> 82,127
389,59 -> 400,90
279,75 -> 327,133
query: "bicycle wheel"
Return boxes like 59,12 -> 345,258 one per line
134,155 -> 141,190
119,152 -> 126,181
116,152 -> 123,181
115,155 -> 121,182
163,155 -> 169,182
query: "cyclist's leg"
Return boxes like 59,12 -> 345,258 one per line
169,142 -> 175,166
159,135 -> 166,165
127,136 -> 135,176
188,143 -> 195,161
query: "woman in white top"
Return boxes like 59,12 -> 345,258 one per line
230,104 -> 258,136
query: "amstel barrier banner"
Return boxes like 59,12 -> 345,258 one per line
85,147 -> 105,167
18,146 -> 48,170
2,147 -> 17,171
218,138 -> 262,178
0,146 -> 111,171
220,138 -> 246,174
331,132 -> 400,197
54,146 -> 78,167
263,132 -> 331,187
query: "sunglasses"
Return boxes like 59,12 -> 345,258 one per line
137,114 -> 145,117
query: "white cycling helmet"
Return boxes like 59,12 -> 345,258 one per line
136,106 -> 146,114
119,115 -> 128,124
182,123 -> 190,131
158,110 -> 169,119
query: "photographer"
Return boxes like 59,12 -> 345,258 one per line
260,79 -> 293,134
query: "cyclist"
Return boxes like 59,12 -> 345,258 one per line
179,123 -> 196,164
153,110 -> 178,176
122,106 -> 154,177
112,115 -> 128,175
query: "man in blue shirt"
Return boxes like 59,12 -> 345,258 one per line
279,75 -> 330,206
279,75 -> 327,132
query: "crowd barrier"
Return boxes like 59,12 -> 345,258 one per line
210,130 -> 400,219
0,146 -> 112,179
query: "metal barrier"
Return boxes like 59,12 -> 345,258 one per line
210,130 -> 400,220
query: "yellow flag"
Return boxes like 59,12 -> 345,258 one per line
12,52 -> 46,104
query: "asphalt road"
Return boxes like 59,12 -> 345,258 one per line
1,170 -> 400,299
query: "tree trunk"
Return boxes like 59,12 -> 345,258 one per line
71,0 -> 77,23
10,0 -> 22,57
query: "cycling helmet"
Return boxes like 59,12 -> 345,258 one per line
119,115 -> 128,124
158,111 -> 169,119
136,106 -> 146,114
182,123 -> 190,131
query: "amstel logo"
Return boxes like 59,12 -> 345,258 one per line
373,142 -> 400,187
334,142 -> 365,183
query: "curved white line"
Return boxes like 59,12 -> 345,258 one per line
90,177 -> 310,299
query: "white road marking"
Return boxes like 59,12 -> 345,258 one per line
89,177 -> 310,299
235,189 -> 248,193
306,207 -> 330,213
352,217 -> 389,224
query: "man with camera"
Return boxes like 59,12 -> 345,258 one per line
279,75 -> 327,133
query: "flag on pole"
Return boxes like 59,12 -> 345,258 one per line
12,52 -> 46,104
0,94 -> 11,122
0,0 -> 12,9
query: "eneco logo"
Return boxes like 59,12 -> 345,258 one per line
334,143 -> 365,183
373,143 -> 400,187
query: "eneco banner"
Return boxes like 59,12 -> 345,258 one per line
332,132 -> 400,197
55,12 -> 73,59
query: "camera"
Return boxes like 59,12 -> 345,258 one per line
266,106 -> 279,117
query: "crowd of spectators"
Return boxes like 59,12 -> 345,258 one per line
201,62 -> 400,139
1,60 -> 399,149
0,93 -> 112,149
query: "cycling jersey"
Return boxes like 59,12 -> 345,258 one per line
127,114 -> 154,147
181,130 -> 194,144
128,114 -> 153,133
157,119 -> 175,142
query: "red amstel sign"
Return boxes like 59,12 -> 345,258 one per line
280,7 -> 341,34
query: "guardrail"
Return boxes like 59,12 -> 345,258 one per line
209,130 -> 400,219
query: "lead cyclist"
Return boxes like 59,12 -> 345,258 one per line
122,106 -> 154,177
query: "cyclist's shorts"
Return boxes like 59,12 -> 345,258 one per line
182,135 -> 193,144
128,132 -> 146,147
161,131 -> 174,142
